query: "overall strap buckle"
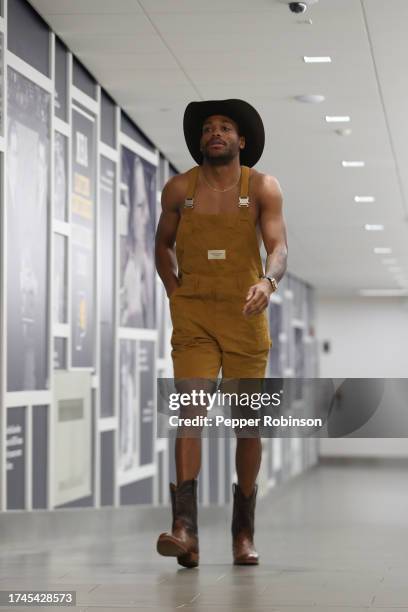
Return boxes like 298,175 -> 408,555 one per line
184,166 -> 199,208
238,166 -> 250,207
238,196 -> 249,207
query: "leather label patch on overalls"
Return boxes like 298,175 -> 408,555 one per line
208,249 -> 226,260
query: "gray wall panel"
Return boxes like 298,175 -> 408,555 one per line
54,38 -> 68,121
32,405 -> 48,509
100,430 -> 114,507
120,477 -> 153,505
8,0 -> 50,76
6,406 -> 26,510
120,111 -> 155,153
101,90 -> 116,148
72,56 -> 97,100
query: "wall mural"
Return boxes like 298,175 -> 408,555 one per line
71,106 -> 96,368
120,147 -> 156,329
7,67 -> 50,392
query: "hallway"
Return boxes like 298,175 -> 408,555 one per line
1,459 -> 408,611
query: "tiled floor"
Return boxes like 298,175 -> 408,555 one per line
1,460 -> 408,611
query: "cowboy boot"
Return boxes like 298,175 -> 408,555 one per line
156,479 -> 199,568
231,482 -> 259,565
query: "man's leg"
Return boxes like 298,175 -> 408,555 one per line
235,437 -> 262,497
157,370 -> 220,568
176,437 -> 201,484
174,376 -> 218,482
222,376 -> 263,496
157,385 -> 206,569
230,433 -> 262,566
220,370 -> 267,565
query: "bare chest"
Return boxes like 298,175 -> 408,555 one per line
184,183 -> 263,246
191,183 -> 260,223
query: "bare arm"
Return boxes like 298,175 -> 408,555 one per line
243,174 -> 288,315
154,174 -> 187,298
259,175 -> 288,283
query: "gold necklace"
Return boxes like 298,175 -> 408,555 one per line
200,168 -> 241,193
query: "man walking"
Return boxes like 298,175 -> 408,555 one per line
155,99 -> 288,567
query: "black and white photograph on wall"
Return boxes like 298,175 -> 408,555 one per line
155,171 -> 166,361
139,340 -> 155,467
156,283 -> 167,360
7,67 -> 50,392
119,339 -> 138,474
71,105 -> 96,368
120,147 -> 156,329
54,233 -> 67,324
99,156 -> 115,418
54,130 -> 68,221
156,158 -> 168,360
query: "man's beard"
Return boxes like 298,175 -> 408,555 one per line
202,144 -> 240,166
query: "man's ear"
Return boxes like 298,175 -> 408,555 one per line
239,136 -> 246,150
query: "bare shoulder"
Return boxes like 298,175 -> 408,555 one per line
249,168 -> 283,208
161,168 -> 194,213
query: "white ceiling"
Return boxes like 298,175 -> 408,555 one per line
29,0 -> 408,297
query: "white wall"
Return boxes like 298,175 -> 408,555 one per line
316,296 -> 408,458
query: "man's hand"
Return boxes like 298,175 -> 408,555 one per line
242,279 -> 272,316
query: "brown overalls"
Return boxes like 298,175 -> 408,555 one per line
170,165 -> 272,379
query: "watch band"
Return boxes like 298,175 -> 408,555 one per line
262,275 -> 278,292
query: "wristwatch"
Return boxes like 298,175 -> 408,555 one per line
262,274 -> 278,292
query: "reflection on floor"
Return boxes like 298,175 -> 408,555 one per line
1,460 -> 408,611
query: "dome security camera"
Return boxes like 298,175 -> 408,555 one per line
288,0 -> 319,14
289,2 -> 307,12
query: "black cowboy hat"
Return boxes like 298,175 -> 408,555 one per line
183,99 -> 265,168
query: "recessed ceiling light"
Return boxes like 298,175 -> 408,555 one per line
364,224 -> 384,231
374,247 -> 392,254
303,56 -> 332,63
326,116 -> 350,122
342,161 -> 365,167
294,94 -> 325,103
382,258 -> 398,265
358,289 -> 408,297
355,196 -> 375,203
335,128 -> 352,136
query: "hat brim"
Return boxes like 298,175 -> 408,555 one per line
183,99 -> 265,168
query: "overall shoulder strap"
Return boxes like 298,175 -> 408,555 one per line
239,166 -> 250,207
184,166 -> 199,208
